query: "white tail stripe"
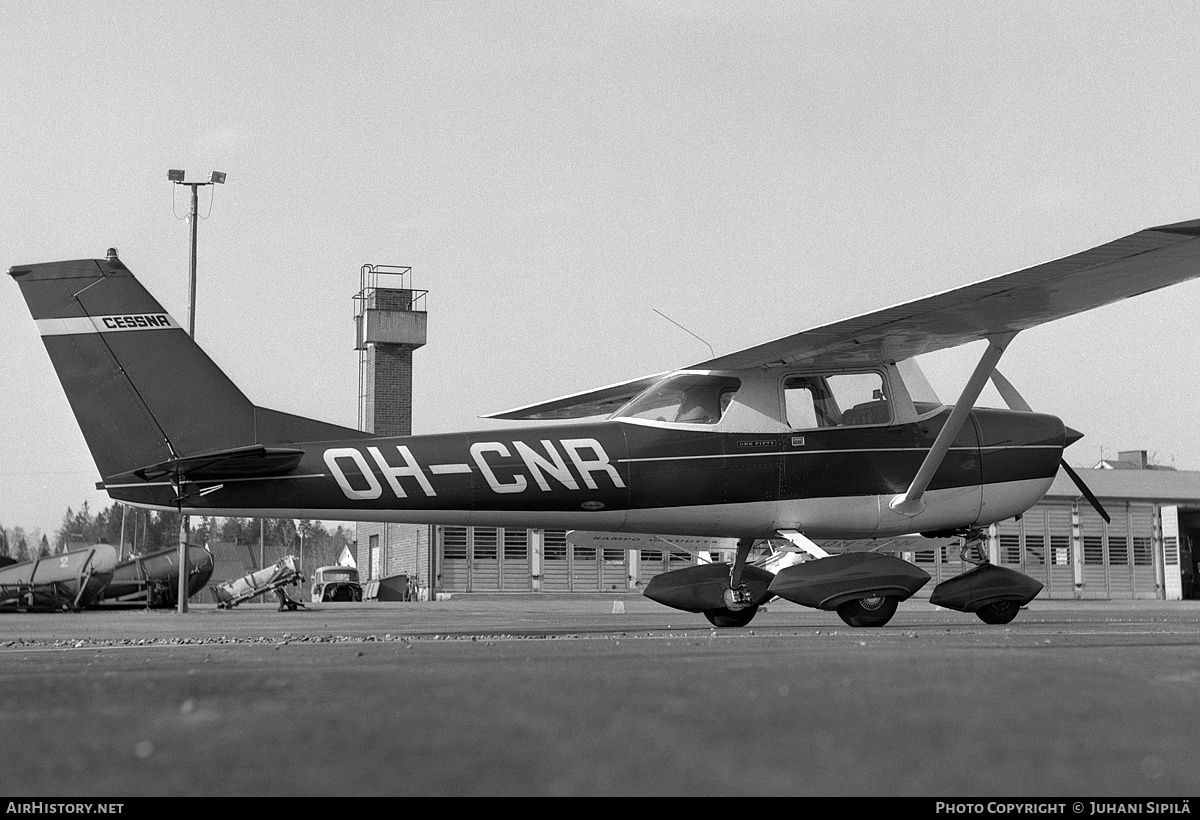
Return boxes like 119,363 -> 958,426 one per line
36,314 -> 181,336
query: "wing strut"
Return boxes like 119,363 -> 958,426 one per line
890,332 -> 1018,517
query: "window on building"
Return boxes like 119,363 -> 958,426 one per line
668,550 -> 692,566
1133,536 -> 1154,566
368,534 -> 380,580
544,530 -> 568,561
1000,534 -> 1021,564
913,544 -> 949,564
1109,533 -> 1129,566
503,529 -> 528,561
473,528 -> 498,561
1024,533 -> 1046,565
443,527 -> 468,560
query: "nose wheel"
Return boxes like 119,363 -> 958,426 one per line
705,537 -> 763,628
703,605 -> 760,628
975,600 -> 1020,624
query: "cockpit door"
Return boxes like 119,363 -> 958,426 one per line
722,431 -> 783,533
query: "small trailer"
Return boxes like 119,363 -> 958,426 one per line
101,545 -> 215,607
0,544 -> 118,611
211,555 -> 307,610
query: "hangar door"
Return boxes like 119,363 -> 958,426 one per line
1161,505 -> 1200,600
436,526 -> 632,592
991,502 -> 1159,599
437,525 -> 532,592
543,532 -> 629,592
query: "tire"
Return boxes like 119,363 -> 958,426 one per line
976,600 -> 1020,625
703,605 -> 759,628
836,595 -> 898,627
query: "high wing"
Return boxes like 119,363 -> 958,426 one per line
482,371 -> 671,421
486,218 -> 1200,420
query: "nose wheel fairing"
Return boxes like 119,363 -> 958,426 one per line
928,562 -> 1044,616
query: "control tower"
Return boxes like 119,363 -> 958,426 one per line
354,265 -> 427,435
353,265 -> 430,591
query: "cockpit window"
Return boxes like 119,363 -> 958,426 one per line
614,374 -> 741,425
784,371 -> 892,429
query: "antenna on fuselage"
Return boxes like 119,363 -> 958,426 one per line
652,309 -> 715,358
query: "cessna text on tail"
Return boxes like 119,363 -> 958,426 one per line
13,219 -> 1200,627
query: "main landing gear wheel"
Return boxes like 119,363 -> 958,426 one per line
703,605 -> 759,628
975,600 -> 1020,625
836,595 -> 898,627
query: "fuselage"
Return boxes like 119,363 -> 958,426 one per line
107,406 -> 1066,540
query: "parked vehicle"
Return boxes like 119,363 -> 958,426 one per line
311,565 -> 362,602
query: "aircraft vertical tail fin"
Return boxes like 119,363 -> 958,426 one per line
9,253 -> 365,482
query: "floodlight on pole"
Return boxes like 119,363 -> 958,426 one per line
166,169 -> 227,613
168,170 -> 227,338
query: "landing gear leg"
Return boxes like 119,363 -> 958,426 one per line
949,528 -> 1028,625
959,527 -> 990,566
705,538 -> 760,628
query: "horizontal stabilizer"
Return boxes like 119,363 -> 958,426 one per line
106,444 -> 306,486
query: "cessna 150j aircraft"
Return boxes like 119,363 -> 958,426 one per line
12,219 -> 1200,627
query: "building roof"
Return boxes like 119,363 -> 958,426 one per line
1049,465 -> 1200,504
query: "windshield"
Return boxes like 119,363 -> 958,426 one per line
321,569 -> 357,583
614,374 -> 741,425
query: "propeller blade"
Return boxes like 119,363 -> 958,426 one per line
1059,460 -> 1111,523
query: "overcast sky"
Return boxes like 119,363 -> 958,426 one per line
5,1 -> 1200,540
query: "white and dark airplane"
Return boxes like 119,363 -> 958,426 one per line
12,219 -> 1200,627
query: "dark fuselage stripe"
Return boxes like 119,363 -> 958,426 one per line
618,444 -> 1060,464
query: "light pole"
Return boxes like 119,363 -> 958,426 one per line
169,170 -> 226,337
167,169 -> 226,613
